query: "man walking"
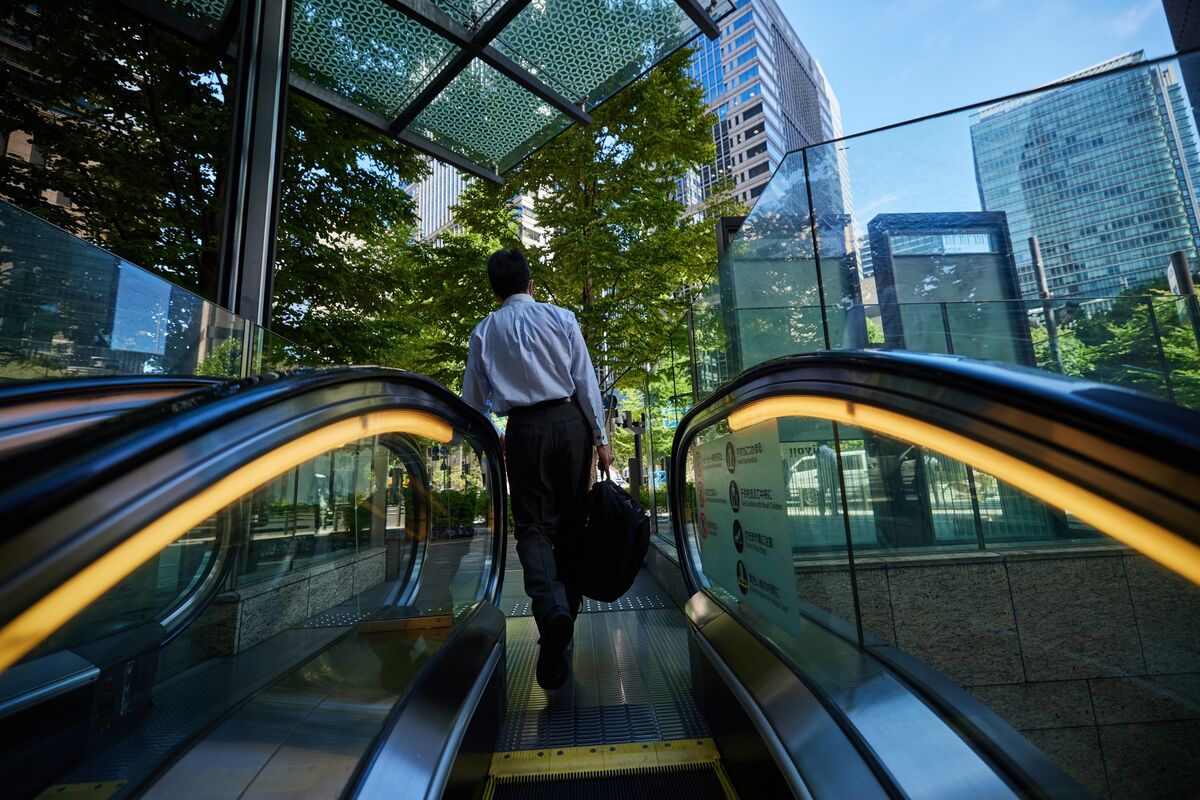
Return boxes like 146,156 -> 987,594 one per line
463,249 -> 613,690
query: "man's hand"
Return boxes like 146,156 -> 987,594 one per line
596,444 -> 614,474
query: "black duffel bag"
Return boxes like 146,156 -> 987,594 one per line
576,476 -> 651,602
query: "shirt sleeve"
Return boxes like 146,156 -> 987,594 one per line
462,327 -> 492,418
566,312 -> 608,445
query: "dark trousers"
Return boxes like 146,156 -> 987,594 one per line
506,400 -> 592,633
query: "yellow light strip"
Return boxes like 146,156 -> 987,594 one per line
0,410 -> 452,673
727,396 -> 1200,587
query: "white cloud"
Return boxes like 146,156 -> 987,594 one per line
1110,0 -> 1160,38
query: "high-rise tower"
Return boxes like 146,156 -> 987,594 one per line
971,52 -> 1200,298
682,0 -> 844,213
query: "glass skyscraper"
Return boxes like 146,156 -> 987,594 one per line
682,0 -> 844,212
971,52 -> 1200,298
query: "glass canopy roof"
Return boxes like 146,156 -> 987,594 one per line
153,0 -> 734,180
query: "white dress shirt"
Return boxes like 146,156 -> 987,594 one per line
463,293 -> 608,445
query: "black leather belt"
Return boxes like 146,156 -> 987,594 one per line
511,396 -> 573,413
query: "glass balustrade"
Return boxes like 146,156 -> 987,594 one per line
690,50 -> 1200,411
0,200 -> 320,379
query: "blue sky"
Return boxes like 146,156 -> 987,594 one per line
763,1 -> 1182,237
777,0 -> 1177,136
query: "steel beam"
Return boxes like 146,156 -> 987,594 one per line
479,47 -> 589,123
389,0 -> 589,134
674,0 -> 720,40
106,0 -> 216,48
289,74 -> 502,183
217,0 -> 292,327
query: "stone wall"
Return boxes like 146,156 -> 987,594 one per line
193,547 -> 387,656
797,547 -> 1200,799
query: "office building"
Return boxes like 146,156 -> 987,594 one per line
971,52 -> 1200,298
406,156 -> 543,246
683,0 -> 846,212
407,156 -> 468,242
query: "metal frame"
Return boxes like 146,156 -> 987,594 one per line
674,0 -> 721,40
105,0 -> 514,181
381,0 -> 591,129
100,0 -> 719,325
217,0 -> 292,327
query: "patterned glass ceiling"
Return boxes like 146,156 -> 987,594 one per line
163,0 -> 734,180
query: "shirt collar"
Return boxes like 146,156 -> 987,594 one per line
502,293 -> 534,307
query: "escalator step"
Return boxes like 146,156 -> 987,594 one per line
491,764 -> 730,800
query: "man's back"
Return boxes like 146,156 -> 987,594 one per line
469,298 -> 577,412
464,293 -> 607,446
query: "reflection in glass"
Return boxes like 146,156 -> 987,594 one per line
22,426 -> 496,687
1,1 -> 232,297
0,201 -> 249,379
683,405 -> 1200,796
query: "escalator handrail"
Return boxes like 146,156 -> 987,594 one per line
0,375 -> 223,409
0,367 -> 480,531
0,375 -> 225,468
0,367 -> 506,664
669,349 -> 1200,575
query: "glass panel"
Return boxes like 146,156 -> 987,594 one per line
639,325 -> 693,548
690,154 -> 817,395
0,201 -> 248,379
436,0 -> 508,28
699,51 -> 1200,410
686,415 -> 857,639
1,1 -> 232,300
684,405 -> 1200,798
251,325 -> 326,371
26,519 -> 222,667
232,433 -> 494,616
411,59 -> 573,173
494,0 -> 718,111
290,0 -> 459,117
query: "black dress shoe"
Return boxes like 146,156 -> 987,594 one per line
536,610 -> 574,690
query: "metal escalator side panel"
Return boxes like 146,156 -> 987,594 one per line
663,350 -> 1200,798
351,603 -> 507,800
0,369 -> 509,797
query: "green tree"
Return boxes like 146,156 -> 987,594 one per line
412,48 -> 740,394
195,337 -> 243,377
1025,280 -> 1200,409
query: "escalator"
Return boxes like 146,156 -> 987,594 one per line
0,352 -> 1197,798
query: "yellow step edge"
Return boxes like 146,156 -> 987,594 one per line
490,737 -> 720,781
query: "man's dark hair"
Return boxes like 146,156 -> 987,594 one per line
488,248 -> 532,299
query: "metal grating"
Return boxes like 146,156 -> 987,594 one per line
500,568 -> 673,618
497,609 -> 709,751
